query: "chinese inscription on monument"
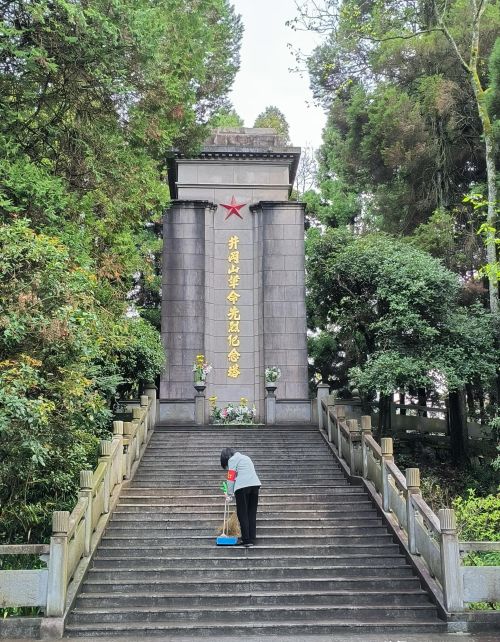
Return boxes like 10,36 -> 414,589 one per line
227,234 -> 241,378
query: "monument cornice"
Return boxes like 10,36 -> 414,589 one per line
250,201 -> 305,212
167,199 -> 217,210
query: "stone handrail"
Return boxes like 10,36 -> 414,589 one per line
0,387 -> 156,625
317,393 -> 500,613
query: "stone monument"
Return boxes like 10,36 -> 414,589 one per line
160,128 -> 311,423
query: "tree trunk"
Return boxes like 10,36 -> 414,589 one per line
399,391 -> 406,415
379,394 -> 393,437
417,388 -> 427,417
448,388 -> 468,465
436,0 -> 498,314
465,383 -> 475,419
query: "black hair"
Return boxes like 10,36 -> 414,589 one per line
220,447 -> 236,469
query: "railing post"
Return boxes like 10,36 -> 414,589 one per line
265,386 -> 276,425
316,383 -> 330,430
326,396 -> 335,442
140,395 -> 149,439
347,419 -> 359,473
361,416 -> 372,479
381,437 -> 393,512
144,382 -> 157,428
406,468 -> 420,554
123,421 -> 133,480
112,420 -> 124,486
46,511 -> 69,616
195,389 -> 206,425
99,440 -> 112,513
336,405 -> 346,458
79,471 -> 93,556
439,508 -> 463,612
132,407 -> 142,461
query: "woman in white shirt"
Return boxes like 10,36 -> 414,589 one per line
220,448 -> 261,547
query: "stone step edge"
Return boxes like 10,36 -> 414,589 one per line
64,619 -> 445,632
89,563 -> 410,573
76,587 -> 428,599
93,553 -> 404,561
70,604 -> 436,615
82,575 -> 418,586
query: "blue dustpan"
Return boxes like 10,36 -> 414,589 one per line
216,534 -> 238,546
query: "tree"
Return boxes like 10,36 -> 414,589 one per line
0,0 -> 242,542
294,0 -> 499,313
306,227 -> 496,461
295,145 -> 318,196
254,106 -> 291,143
212,105 -> 245,128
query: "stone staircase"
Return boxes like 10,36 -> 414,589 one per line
65,425 -> 446,637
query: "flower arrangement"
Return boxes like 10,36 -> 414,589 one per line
193,354 -> 212,382
211,397 -> 257,424
265,366 -> 281,383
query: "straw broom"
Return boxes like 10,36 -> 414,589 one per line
217,510 -> 241,537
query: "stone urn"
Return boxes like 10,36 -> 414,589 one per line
265,382 -> 277,396
193,381 -> 206,394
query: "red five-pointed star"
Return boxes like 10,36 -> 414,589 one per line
221,196 -> 246,220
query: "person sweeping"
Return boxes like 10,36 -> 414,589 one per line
220,447 -> 261,547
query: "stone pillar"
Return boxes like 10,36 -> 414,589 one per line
195,389 -> 206,425
316,383 -> 330,430
347,419 -> 361,474
46,511 -> 69,616
265,386 -> 276,424
79,470 -> 93,557
439,508 -> 463,612
381,437 -> 394,512
256,201 -> 309,400
99,440 -> 112,513
361,416 -> 372,479
161,201 -> 215,399
406,468 -> 421,554
144,382 -> 157,427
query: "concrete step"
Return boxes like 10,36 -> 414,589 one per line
112,506 -> 377,517
65,422 -> 444,637
91,553 -> 406,569
64,620 -> 446,637
121,489 -> 366,498
103,525 -> 389,537
75,588 -> 432,608
80,576 -> 423,594
86,564 -> 414,582
99,534 -> 395,547
95,543 -> 402,557
68,603 -> 439,625
111,510 -> 382,528
133,470 -> 348,482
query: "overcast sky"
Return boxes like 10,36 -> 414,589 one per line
229,0 -> 326,151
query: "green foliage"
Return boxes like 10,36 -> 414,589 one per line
212,105 -> 245,127
453,491 -> 500,542
306,228 -> 497,396
487,37 -> 500,145
0,0 -> 242,543
295,0 -> 499,255
254,106 -> 291,143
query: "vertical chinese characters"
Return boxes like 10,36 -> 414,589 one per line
227,235 -> 241,378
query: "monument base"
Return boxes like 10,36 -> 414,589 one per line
158,398 -> 313,425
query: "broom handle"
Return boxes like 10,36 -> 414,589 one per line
222,498 -> 228,536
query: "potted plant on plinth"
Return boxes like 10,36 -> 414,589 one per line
193,354 -> 212,392
265,366 -> 281,395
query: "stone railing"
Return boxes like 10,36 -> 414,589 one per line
0,387 -> 156,636
317,390 -> 500,614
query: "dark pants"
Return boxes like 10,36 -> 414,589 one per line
235,485 -> 260,544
